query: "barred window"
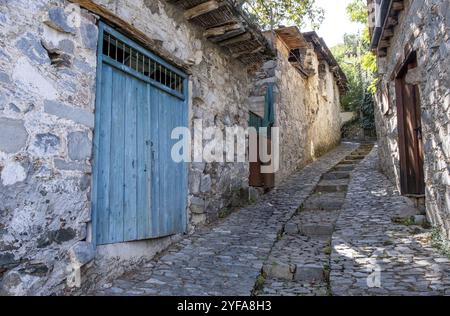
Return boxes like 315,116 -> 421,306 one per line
102,32 -> 184,94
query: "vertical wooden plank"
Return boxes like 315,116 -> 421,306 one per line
395,77 -> 408,195
162,92 -> 171,235
96,64 -> 113,245
123,75 -> 138,241
137,81 -> 151,239
109,68 -> 126,243
150,86 -> 161,237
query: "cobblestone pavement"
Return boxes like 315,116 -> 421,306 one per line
330,146 -> 450,296
257,144 -> 374,296
93,143 -> 359,295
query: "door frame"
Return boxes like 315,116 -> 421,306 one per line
394,50 -> 425,196
91,22 -> 189,246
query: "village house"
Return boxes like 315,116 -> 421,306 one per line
0,0 -> 346,295
367,0 -> 450,238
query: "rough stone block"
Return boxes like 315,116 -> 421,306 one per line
44,7 -> 76,34
81,23 -> 98,50
0,71 -> 10,83
190,196 -> 206,214
0,118 -> 28,153
200,174 -> 212,193
69,241 -> 95,267
15,32 -> 49,64
284,222 -> 299,234
68,131 -> 91,161
44,100 -> 94,128
294,264 -> 325,282
33,133 -> 60,155
1,161 -> 27,186
263,262 -> 295,280
54,159 -> 90,173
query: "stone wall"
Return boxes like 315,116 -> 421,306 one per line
374,0 -> 450,237
249,34 -> 342,183
0,0 -> 98,295
0,0 -> 252,295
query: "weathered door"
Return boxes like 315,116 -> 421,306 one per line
92,24 -> 188,245
395,52 -> 425,195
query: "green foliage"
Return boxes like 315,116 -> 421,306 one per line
241,0 -> 324,30
346,0 -> 369,24
332,0 -> 377,133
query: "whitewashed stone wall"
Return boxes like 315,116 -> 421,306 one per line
250,34 -> 342,182
374,0 -> 450,237
0,0 -> 98,295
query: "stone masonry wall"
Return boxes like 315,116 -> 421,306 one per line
374,0 -> 450,237
0,0 -> 252,295
0,0 -> 98,295
249,34 -> 342,183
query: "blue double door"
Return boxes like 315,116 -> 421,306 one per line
92,24 -> 188,245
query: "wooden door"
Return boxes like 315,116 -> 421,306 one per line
92,24 -> 188,245
395,53 -> 425,195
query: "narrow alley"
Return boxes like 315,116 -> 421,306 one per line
93,143 -> 450,296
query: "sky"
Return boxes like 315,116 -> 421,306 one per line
304,0 -> 364,48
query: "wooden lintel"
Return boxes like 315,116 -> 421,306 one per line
203,23 -> 242,38
387,17 -> 398,27
383,28 -> 394,38
392,1 -> 404,12
209,28 -> 246,43
379,40 -> 390,48
218,32 -> 252,46
67,0 -> 190,71
184,0 -> 221,20
232,46 -> 264,58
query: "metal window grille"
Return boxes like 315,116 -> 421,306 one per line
102,32 -> 184,94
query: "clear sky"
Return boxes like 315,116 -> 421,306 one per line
304,0 -> 364,48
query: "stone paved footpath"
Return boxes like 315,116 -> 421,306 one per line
330,146 -> 450,296
256,144 -> 374,296
92,143 -> 359,296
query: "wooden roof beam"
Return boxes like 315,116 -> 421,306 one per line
184,0 -> 223,20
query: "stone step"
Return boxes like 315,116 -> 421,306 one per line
263,262 -> 326,282
299,223 -> 334,237
294,264 -> 326,282
322,171 -> 350,180
333,165 -> 354,172
345,155 -> 365,161
262,262 -> 296,281
315,179 -> 349,193
339,160 -> 356,165
303,192 -> 346,210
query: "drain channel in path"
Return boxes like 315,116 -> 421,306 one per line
255,144 -> 374,296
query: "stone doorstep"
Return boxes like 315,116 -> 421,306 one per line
322,171 -> 351,180
300,224 -> 334,237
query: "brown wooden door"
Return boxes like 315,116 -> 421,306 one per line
395,54 -> 425,195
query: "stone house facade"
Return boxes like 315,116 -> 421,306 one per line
368,0 -> 450,237
0,0 -> 345,295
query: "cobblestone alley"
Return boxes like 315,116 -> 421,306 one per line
91,143 -> 450,296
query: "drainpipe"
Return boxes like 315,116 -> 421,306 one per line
370,0 -> 392,50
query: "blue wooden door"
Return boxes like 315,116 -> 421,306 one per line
92,24 -> 188,245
